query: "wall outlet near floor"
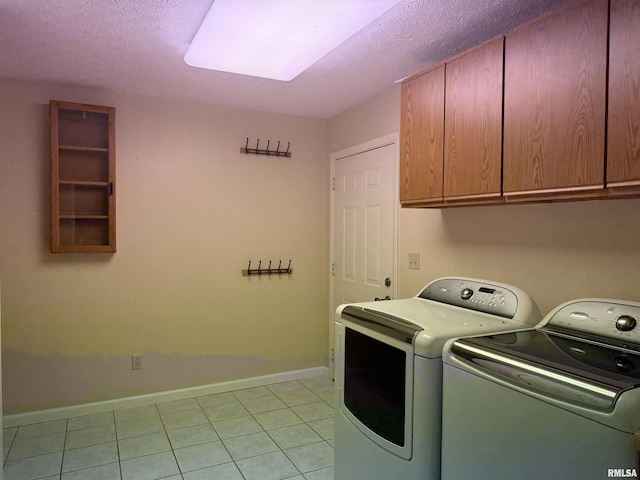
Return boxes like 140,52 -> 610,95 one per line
409,253 -> 421,270
132,354 -> 143,370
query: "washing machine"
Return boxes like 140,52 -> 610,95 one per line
333,277 -> 542,480
442,298 -> 640,480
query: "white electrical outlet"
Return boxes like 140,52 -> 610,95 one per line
132,354 -> 143,370
409,253 -> 420,270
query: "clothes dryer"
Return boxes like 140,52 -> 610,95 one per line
334,277 -> 542,480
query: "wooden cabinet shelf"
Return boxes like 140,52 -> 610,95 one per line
59,145 -> 109,153
59,181 -> 110,186
50,100 -> 116,253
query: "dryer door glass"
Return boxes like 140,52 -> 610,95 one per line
344,327 -> 407,446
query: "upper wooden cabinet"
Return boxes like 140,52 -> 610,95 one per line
50,100 -> 116,253
502,0 -> 608,199
400,65 -> 445,204
444,38 -> 503,202
607,0 -> 640,194
399,0 -> 638,208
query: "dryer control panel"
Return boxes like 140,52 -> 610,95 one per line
546,300 -> 640,347
418,278 -> 519,319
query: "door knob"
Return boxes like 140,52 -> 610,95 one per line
385,277 -> 391,287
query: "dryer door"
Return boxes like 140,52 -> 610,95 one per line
338,306 -> 421,460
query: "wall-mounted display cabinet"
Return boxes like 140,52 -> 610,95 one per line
50,100 -> 116,252
400,0 -> 640,208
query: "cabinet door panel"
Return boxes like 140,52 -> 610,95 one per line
400,66 -> 445,202
444,38 -> 503,199
607,0 -> 640,187
50,100 -> 116,253
503,0 -> 607,194
58,109 -> 109,148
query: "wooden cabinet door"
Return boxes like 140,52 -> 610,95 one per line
607,0 -> 640,191
400,65 -> 445,204
50,101 -> 116,253
444,38 -> 503,201
503,0 -> 607,197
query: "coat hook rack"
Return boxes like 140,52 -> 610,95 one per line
243,259 -> 292,276
241,138 -> 292,158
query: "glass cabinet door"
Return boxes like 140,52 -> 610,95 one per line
50,101 -> 116,252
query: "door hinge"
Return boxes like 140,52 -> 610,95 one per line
331,263 -> 335,276
332,177 -> 336,191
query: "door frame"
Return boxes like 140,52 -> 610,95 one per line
328,133 -> 400,378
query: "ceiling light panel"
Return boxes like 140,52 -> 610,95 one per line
185,0 -> 402,81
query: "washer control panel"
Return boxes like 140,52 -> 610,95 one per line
419,278 -> 518,319
547,300 -> 640,346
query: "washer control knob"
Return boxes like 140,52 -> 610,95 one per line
616,315 -> 637,332
461,288 -> 474,300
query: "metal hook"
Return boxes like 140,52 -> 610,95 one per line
276,141 -> 281,155
247,260 -> 252,276
245,137 -> 249,154
287,259 -> 291,273
255,139 -> 260,154
285,142 -> 290,157
266,140 -> 270,156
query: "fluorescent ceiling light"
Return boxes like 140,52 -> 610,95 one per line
185,0 -> 402,81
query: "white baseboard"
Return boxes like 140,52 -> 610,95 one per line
4,366 -> 329,428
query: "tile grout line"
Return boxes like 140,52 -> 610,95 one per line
60,417 -> 68,479
114,410 -> 124,480
158,404 -> 180,479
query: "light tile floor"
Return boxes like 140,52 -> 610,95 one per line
3,376 -> 335,480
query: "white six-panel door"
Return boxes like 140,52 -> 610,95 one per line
330,136 -> 398,376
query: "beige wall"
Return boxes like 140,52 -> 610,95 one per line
399,201 -> 640,314
328,86 -> 640,315
0,80 -> 330,414
327,86 -> 401,154
3,76 -> 640,416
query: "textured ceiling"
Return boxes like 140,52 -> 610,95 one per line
0,0 -> 565,118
